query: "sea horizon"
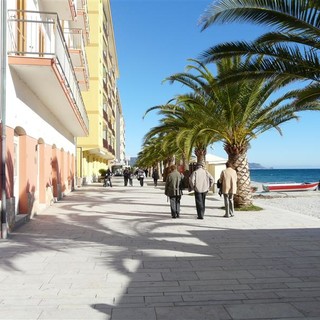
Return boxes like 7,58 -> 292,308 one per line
249,168 -> 320,184
251,167 -> 320,170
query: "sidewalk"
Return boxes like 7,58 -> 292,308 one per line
1,177 -> 320,320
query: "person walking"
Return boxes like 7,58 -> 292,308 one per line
189,162 -> 214,219
136,168 -> 145,186
152,168 -> 160,187
123,168 -> 130,186
128,169 -> 134,186
220,161 -> 238,218
165,165 -> 184,218
103,168 -> 113,187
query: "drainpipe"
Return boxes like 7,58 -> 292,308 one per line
0,0 -> 7,239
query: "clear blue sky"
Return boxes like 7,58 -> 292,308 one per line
110,0 -> 320,169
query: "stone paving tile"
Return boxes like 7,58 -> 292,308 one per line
0,309 -> 43,320
0,298 -> 43,306
225,302 -> 304,319
106,271 -> 163,282
291,301 -> 320,317
287,281 -> 320,289
197,270 -> 254,280
243,291 -> 280,299
287,268 -> 320,277
143,260 -> 193,269
127,285 -> 191,294
145,294 -> 183,304
161,271 -> 199,281
38,308 -> 110,320
38,297 -> 112,306
248,269 -> 292,278
296,251 -> 320,257
128,280 -> 179,288
0,288 -> 60,299
276,289 -> 320,298
189,283 -> 250,291
155,305 -> 231,320
110,306 -> 156,320
247,282 -> 289,290
238,276 -> 303,284
189,258 -> 241,268
181,291 -> 246,302
179,279 -> 239,287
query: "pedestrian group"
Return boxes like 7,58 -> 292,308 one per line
102,162 -> 238,219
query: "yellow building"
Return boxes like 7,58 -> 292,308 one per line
77,0 -> 120,184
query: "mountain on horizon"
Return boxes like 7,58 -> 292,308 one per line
249,162 -> 273,169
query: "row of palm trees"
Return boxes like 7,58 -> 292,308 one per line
136,0 -> 320,208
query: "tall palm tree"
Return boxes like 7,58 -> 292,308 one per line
165,58 -> 305,207
199,0 -> 320,108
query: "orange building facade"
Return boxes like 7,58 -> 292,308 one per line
0,0 -> 90,237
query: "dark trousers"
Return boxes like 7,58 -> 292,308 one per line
169,196 -> 181,217
103,177 -> 112,187
124,177 -> 129,186
139,178 -> 144,186
194,191 -> 207,218
153,178 -> 158,186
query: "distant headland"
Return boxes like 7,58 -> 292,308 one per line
249,163 -> 273,169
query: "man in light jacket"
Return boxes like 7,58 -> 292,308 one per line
220,161 -> 238,218
189,162 -> 214,219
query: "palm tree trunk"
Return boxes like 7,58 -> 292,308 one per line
195,147 -> 206,164
162,155 -> 175,181
228,152 -> 253,208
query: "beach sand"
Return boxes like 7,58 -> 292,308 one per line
251,181 -> 320,219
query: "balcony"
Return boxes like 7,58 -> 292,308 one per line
70,0 -> 90,44
39,0 -> 76,21
7,10 -> 89,137
103,109 -> 108,122
64,28 -> 89,91
84,138 -> 114,160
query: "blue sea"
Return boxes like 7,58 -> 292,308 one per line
250,169 -> 320,184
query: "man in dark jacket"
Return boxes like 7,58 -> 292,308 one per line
123,168 -> 130,186
152,168 -> 160,187
165,165 -> 184,218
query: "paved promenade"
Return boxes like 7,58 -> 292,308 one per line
1,177 -> 320,320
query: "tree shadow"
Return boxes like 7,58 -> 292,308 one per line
1,183 -> 320,319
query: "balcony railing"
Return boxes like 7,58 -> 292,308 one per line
7,10 -> 89,130
103,109 -> 108,122
72,0 -> 90,44
103,138 -> 108,149
64,28 -> 89,89
38,0 -> 76,21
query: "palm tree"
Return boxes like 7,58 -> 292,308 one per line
144,97 -> 218,166
136,136 -> 164,169
198,0 -> 320,108
165,58 -> 305,207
